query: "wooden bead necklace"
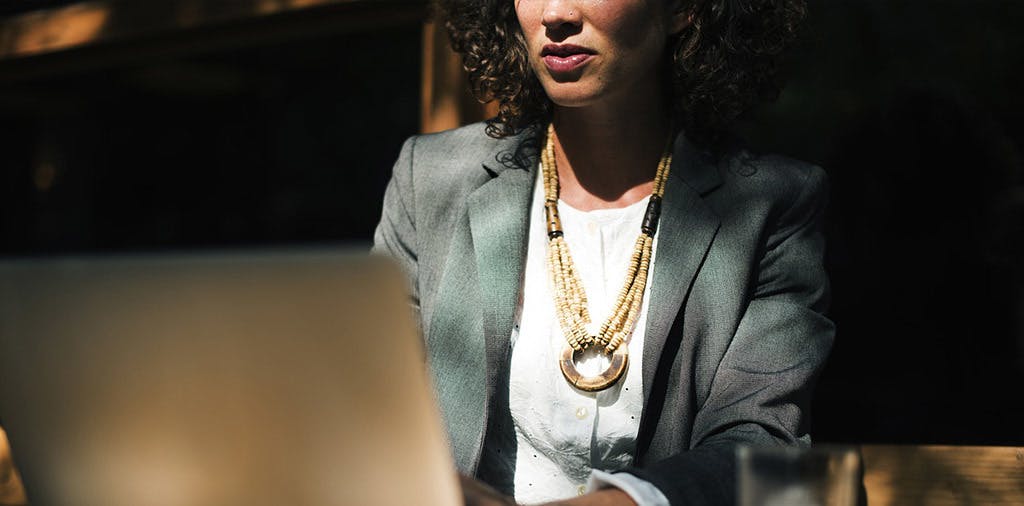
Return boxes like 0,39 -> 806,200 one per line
541,124 -> 672,392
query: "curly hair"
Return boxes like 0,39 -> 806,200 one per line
437,0 -> 807,146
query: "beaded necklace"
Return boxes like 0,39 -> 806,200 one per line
542,124 -> 673,392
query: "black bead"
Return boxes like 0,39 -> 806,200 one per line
641,195 -> 662,235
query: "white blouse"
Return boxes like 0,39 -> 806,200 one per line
478,168 -> 669,506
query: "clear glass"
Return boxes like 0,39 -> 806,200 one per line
737,446 -> 860,506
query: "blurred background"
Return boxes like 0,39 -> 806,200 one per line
0,0 -> 1021,449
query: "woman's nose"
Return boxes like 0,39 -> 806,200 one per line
541,0 -> 582,30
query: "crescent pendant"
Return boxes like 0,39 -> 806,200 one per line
559,344 -> 629,392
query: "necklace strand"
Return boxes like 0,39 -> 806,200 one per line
542,124 -> 673,359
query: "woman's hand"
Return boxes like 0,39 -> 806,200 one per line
539,488 -> 637,506
459,475 -> 637,506
460,475 -> 517,506
0,428 -> 27,506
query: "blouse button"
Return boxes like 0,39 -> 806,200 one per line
575,406 -> 588,419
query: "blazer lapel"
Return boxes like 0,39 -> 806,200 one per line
642,134 -> 723,407
429,130 -> 536,472
425,128 -> 538,473
467,156 -> 536,397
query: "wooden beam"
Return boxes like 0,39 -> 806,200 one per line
0,0 -> 425,60
419,18 -> 496,134
0,0 -> 427,83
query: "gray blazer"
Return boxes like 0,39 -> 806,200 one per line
372,122 -> 834,505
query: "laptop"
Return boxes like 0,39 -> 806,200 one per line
0,249 -> 460,506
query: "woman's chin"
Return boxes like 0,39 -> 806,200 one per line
544,87 -> 604,109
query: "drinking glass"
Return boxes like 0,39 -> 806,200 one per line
737,445 -> 860,506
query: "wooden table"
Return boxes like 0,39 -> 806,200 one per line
862,445 -> 1024,505
4,438 -> 1023,505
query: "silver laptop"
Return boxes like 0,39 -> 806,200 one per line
0,249 -> 459,506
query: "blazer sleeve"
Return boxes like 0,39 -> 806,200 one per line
626,166 -> 835,505
372,136 -> 421,314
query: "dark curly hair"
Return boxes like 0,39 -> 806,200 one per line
437,0 -> 807,146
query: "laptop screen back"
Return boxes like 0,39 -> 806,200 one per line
0,250 -> 458,506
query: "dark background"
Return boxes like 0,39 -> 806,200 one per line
738,0 -> 1024,445
1,0 -> 1022,445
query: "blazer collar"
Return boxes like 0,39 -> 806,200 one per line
670,131 -> 724,196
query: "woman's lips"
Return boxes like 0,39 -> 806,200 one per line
543,53 -> 593,73
541,44 -> 595,73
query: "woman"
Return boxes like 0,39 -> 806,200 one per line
374,0 -> 832,504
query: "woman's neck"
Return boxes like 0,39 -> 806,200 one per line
550,91 -> 671,211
